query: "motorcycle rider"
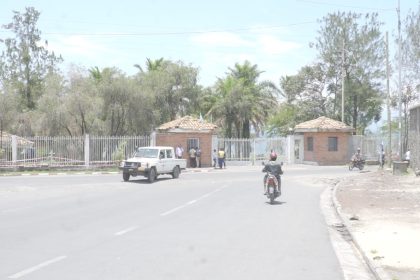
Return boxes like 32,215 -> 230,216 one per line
351,147 -> 362,162
262,151 -> 283,195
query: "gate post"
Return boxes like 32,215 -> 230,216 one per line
12,135 -> 17,164
150,131 -> 156,146
84,134 -> 90,167
252,138 -> 256,165
287,135 -> 294,164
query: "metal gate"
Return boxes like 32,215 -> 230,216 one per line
217,137 -> 288,165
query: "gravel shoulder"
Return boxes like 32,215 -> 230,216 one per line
336,169 -> 420,280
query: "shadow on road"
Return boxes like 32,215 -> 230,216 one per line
122,177 -> 173,184
264,201 -> 286,206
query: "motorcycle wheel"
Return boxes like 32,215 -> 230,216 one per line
358,164 -> 364,171
269,194 -> 275,204
348,162 -> 354,171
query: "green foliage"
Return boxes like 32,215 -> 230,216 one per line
208,61 -> 279,138
267,104 -> 299,136
312,11 -> 385,131
0,7 -> 63,110
401,8 -> 420,84
138,60 -> 201,124
112,141 -> 127,162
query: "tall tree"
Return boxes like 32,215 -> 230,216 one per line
312,12 -> 385,133
139,60 -> 201,124
269,63 -> 331,136
399,6 -> 420,151
0,7 -> 63,110
226,61 -> 278,138
401,6 -> 420,85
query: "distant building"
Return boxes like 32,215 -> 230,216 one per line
294,116 -> 355,165
155,116 -> 218,167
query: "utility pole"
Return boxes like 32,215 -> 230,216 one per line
341,38 -> 345,124
386,32 -> 392,168
397,0 -> 403,159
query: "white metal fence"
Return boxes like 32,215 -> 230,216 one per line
0,133 -> 407,169
350,135 -> 400,161
217,137 -> 288,164
0,135 -> 150,168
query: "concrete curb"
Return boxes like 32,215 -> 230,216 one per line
332,180 -> 392,280
0,171 -> 120,177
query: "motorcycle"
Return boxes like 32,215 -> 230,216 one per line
348,159 -> 365,171
262,162 -> 282,204
265,173 -> 280,204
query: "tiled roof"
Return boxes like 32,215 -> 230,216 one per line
157,116 -> 217,131
294,116 -> 355,132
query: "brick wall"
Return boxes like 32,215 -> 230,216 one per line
156,132 -> 214,167
303,132 -> 351,165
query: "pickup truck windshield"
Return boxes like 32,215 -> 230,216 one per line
135,148 -> 159,158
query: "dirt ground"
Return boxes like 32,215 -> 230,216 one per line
336,169 -> 420,280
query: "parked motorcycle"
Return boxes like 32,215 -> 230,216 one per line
348,159 -> 365,171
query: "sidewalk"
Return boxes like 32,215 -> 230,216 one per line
335,169 -> 420,280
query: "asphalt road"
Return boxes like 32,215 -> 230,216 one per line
0,165 -> 368,279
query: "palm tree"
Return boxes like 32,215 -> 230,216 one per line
208,77 -> 244,138
134,58 -> 165,73
88,66 -> 102,83
227,61 -> 279,138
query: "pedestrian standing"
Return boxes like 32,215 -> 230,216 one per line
189,147 -> 196,168
175,144 -> 183,159
405,149 -> 410,166
217,148 -> 225,169
195,147 -> 202,168
212,149 -> 217,168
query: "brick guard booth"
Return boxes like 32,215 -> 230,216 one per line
155,116 -> 218,168
294,116 -> 355,165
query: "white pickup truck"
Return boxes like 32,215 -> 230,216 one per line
119,146 -> 187,183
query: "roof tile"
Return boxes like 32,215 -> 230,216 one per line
295,116 -> 354,132
157,116 -> 217,131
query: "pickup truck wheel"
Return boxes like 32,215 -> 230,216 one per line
148,168 -> 156,183
172,166 -> 180,179
123,172 -> 130,182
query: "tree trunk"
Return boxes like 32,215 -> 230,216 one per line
352,93 -> 357,133
242,119 -> 250,139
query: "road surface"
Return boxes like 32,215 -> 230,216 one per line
0,165 -> 371,279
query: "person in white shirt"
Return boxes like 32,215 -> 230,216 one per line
405,149 -> 410,166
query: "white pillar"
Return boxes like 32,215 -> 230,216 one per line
150,131 -> 156,146
287,135 -> 294,164
84,134 -> 90,167
252,138 -> 256,165
12,135 -> 17,164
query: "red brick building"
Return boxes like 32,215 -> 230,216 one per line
294,117 -> 355,165
155,116 -> 218,167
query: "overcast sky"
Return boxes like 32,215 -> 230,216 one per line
0,0 -> 417,87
